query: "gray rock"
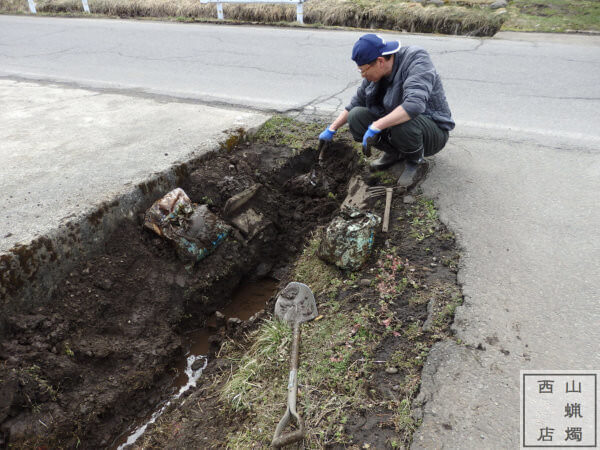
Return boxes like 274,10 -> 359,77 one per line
226,317 -> 243,331
429,0 -> 444,5
191,357 -> 205,371
93,278 -> 112,290
385,366 -> 399,374
422,298 -> 437,332
215,311 -> 226,327
248,310 -> 264,323
175,273 -> 186,288
403,195 -> 416,204
208,334 -> 222,348
359,278 -> 372,287
79,402 -> 91,415
254,262 -> 272,278
490,0 -> 507,9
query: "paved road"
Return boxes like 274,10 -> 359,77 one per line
2,17 -> 599,143
1,16 -> 599,448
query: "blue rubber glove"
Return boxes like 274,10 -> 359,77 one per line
362,124 -> 381,156
319,127 -> 336,142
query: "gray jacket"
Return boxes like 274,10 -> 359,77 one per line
346,45 -> 455,131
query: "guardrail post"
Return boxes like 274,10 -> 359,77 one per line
201,0 -> 306,23
82,0 -> 90,13
27,0 -> 36,13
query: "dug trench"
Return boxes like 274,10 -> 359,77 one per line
0,136 -> 357,447
0,123 -> 462,448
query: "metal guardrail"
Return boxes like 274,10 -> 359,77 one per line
27,0 -> 90,13
200,0 -> 306,24
25,0 -> 305,22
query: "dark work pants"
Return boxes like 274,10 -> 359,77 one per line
347,106 -> 449,162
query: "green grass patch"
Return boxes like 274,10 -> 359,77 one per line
223,305 -> 380,447
370,170 -> 397,186
253,115 -> 325,151
503,0 -> 600,32
292,232 -> 344,298
222,233 -> 380,446
404,196 -> 439,243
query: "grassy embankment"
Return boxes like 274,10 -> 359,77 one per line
1,0 -> 506,36
3,0 -> 598,34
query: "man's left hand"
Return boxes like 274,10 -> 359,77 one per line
362,124 -> 382,157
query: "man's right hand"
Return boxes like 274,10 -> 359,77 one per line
318,127 -> 336,154
319,127 -> 336,142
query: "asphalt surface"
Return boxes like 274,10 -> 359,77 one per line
1,15 -> 599,448
2,17 -> 600,141
0,78 -> 267,253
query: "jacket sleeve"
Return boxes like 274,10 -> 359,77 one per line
400,49 -> 437,118
345,80 -> 368,111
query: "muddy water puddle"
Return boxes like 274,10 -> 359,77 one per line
222,278 -> 279,321
116,278 -> 279,448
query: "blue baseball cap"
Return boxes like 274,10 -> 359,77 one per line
351,34 -> 401,66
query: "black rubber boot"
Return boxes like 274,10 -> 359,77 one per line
397,158 -> 428,189
369,150 -> 402,172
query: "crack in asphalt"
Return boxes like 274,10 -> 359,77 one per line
464,50 -> 600,65
452,134 -> 600,154
281,79 -> 360,114
519,94 -> 600,101
0,27 -> 71,46
431,40 -> 600,66
1,48 -> 325,78
0,47 -> 80,59
431,39 -> 486,55
443,76 -> 523,86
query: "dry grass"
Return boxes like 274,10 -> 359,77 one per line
0,0 -> 30,13
306,0 -> 504,36
1,0 -> 505,36
220,235 -> 377,447
222,300 -> 381,447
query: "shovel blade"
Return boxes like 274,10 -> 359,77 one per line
274,282 -> 318,324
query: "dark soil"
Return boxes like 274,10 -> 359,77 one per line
133,158 -> 461,448
1,134 -> 460,449
0,142 -> 359,448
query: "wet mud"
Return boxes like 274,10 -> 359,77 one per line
0,142 -> 358,448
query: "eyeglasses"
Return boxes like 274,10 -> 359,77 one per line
357,61 -> 376,75
357,59 -> 381,75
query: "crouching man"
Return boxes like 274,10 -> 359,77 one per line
319,33 -> 454,188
